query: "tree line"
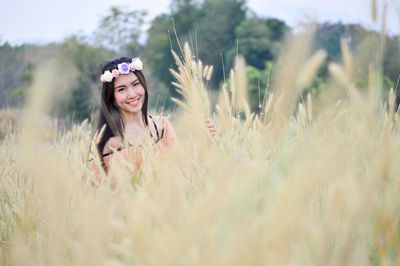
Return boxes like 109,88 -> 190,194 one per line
0,0 -> 398,121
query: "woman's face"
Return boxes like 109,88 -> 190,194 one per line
113,72 -> 145,116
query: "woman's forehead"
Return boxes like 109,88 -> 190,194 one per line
114,73 -> 138,87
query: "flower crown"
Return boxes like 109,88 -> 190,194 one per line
100,57 -> 143,83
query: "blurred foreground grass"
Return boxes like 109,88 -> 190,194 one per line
1,28 -> 400,265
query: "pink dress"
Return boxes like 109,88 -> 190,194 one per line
101,116 -> 178,172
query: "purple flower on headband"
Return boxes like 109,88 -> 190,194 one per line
118,62 -> 130,74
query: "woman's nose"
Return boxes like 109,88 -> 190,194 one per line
127,86 -> 137,96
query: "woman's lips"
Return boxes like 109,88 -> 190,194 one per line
127,98 -> 139,106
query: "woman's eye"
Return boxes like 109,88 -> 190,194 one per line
117,88 -> 124,92
133,82 -> 140,87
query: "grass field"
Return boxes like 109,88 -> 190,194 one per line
1,26 -> 400,265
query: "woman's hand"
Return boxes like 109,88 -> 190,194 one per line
205,118 -> 217,136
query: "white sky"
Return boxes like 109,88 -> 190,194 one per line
0,0 -> 399,45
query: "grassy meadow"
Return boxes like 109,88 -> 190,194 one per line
1,25 -> 400,265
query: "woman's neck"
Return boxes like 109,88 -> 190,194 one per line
121,111 -> 144,127
120,111 -> 148,144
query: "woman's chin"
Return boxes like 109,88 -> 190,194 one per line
121,107 -> 142,116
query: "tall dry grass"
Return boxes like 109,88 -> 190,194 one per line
1,20 -> 400,266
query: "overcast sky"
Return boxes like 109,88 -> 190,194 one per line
0,0 -> 399,45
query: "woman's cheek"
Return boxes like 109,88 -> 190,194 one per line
114,92 -> 125,102
138,87 -> 145,96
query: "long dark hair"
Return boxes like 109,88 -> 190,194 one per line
95,57 -> 149,167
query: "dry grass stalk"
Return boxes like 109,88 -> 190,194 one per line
307,93 -> 313,122
233,55 -> 250,116
269,28 -> 315,135
262,93 -> 274,125
371,0 -> 377,23
170,43 -> 210,120
341,39 -> 354,78
329,63 -> 350,87
297,49 -> 327,89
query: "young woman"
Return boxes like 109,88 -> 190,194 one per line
89,57 -> 216,175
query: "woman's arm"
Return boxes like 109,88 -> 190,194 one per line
163,118 -> 178,146
87,131 -> 102,186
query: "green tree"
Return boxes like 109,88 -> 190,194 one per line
57,37 -> 116,121
94,6 -> 147,54
145,14 -> 173,88
225,17 -> 288,70
315,22 -> 346,58
146,0 -> 246,96
145,0 -> 202,100
170,0 -> 202,33
0,43 -> 34,107
223,61 -> 273,112
383,36 -> 400,93
9,62 -> 35,104
197,0 -> 247,88
246,62 -> 273,112
355,74 -> 395,92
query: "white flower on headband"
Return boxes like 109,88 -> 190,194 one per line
132,58 -> 143,71
102,70 -> 113,82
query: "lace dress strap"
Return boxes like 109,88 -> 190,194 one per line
148,115 -> 165,144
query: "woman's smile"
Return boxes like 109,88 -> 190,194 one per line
127,97 -> 140,106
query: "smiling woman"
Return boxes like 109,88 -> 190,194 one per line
88,57 -> 216,177
113,70 -> 146,120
